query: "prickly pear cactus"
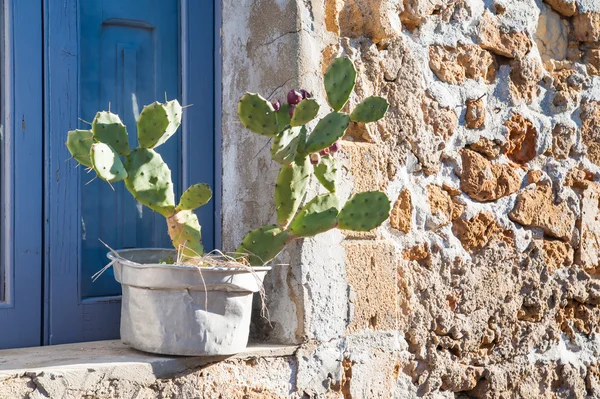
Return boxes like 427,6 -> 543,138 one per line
137,100 -> 182,149
66,99 -> 212,259
314,155 -> 337,193
271,126 -> 304,165
289,193 -> 340,237
350,96 -> 389,123
236,225 -> 291,266
324,57 -> 356,112
290,99 -> 319,127
233,56 -> 394,266
176,183 -> 212,212
305,112 -> 350,154
66,129 -> 94,167
338,191 -> 391,232
124,148 -> 175,217
238,93 -> 279,136
167,209 -> 204,257
90,143 -> 128,183
275,156 -> 312,228
92,111 -> 130,156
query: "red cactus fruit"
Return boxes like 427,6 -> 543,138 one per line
287,90 -> 303,105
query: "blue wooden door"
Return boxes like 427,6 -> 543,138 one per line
0,0 -> 44,349
45,0 -> 215,344
79,1 -> 181,298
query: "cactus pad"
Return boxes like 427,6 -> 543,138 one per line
314,155 -> 338,192
324,57 -> 356,112
137,100 -> 182,149
92,111 -> 130,156
275,155 -> 312,228
350,96 -> 389,123
90,142 -> 128,183
124,148 -> 175,216
238,93 -> 279,136
167,209 -> 204,257
276,104 -> 292,131
236,224 -> 291,266
66,129 -> 94,167
289,193 -> 340,237
291,99 -> 319,127
176,183 -> 212,211
271,126 -> 303,165
338,191 -> 391,231
305,112 -> 350,154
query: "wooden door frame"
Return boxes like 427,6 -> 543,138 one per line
0,0 -> 44,349
43,0 -> 219,345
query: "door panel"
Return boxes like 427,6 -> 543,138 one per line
0,0 -> 44,349
79,1 -> 180,299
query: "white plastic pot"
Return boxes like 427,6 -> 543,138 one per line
108,248 -> 270,356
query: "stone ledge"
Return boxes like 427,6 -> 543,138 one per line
0,340 -> 298,381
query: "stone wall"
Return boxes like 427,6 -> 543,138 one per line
223,0 -> 600,397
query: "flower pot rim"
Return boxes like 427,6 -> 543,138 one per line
107,248 -> 272,272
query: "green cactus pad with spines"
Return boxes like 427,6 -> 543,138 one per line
275,155 -> 312,228
66,129 -> 94,167
291,99 -> 319,127
296,126 -> 308,157
137,100 -> 182,149
277,104 -> 292,132
92,111 -> 130,156
338,191 -> 391,232
238,93 -> 279,136
271,126 -> 303,165
124,148 -> 175,217
305,112 -> 350,154
167,210 -> 204,257
350,96 -> 389,123
289,193 -> 340,237
314,155 -> 338,193
236,224 -> 291,266
90,142 -> 128,183
176,183 -> 212,211
324,57 -> 356,112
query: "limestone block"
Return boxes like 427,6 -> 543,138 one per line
427,184 -> 453,229
581,101 -> 600,166
429,44 -> 497,84
547,123 -> 575,160
503,113 -> 537,164
509,183 -> 576,241
390,189 -> 412,233
452,212 -> 513,252
544,0 -> 576,17
573,12 -> 600,42
326,0 -> 402,43
478,11 -> 532,59
577,182 -> 600,273
469,137 -> 502,158
460,149 -> 521,202
344,241 -> 398,333
535,4 -> 569,62
465,97 -> 485,129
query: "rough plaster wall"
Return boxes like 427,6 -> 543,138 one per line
229,0 -> 600,397
221,0 -> 308,344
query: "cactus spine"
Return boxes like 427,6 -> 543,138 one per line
66,99 -> 210,257
236,56 -> 392,266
